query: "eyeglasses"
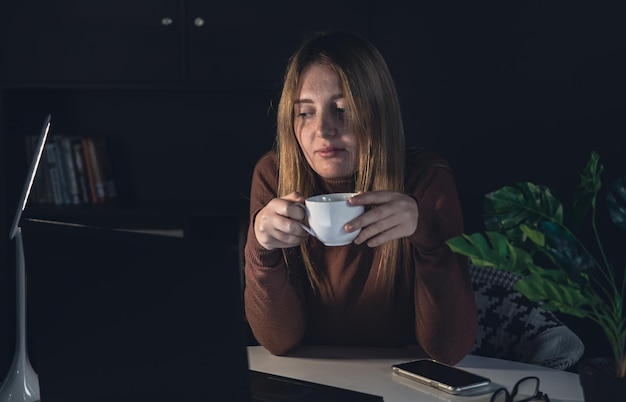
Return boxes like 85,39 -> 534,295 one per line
490,376 -> 550,402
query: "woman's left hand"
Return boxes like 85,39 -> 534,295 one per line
346,191 -> 418,247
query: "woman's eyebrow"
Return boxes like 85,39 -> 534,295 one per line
293,99 -> 313,106
294,94 -> 344,105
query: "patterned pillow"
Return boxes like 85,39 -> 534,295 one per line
470,265 -> 584,370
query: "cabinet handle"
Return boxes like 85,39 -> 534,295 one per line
161,17 -> 174,26
194,17 -> 205,27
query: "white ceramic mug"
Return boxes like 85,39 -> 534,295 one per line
298,193 -> 364,246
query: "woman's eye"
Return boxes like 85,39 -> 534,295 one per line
297,112 -> 311,119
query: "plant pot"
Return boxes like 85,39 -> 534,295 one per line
578,358 -> 626,401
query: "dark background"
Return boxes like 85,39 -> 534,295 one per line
1,1 -> 625,377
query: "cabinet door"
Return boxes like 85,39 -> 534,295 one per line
1,1 -> 183,84
186,0 -> 368,87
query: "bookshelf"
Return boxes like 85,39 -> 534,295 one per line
25,133 -> 116,207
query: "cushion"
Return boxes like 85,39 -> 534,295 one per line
470,265 -> 584,370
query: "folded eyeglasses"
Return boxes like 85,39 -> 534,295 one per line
490,376 -> 550,402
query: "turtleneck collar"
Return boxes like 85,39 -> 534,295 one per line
315,173 -> 357,194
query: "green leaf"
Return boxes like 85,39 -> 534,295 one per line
446,232 -> 535,275
607,176 -> 626,231
519,224 -> 545,247
539,221 -> 596,281
482,182 -> 564,241
514,270 -> 595,318
571,150 -> 602,227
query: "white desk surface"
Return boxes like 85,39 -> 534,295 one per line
247,345 -> 585,402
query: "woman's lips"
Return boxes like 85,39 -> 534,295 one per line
316,147 -> 344,158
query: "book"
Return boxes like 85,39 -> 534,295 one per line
44,142 -> 64,206
52,136 -> 72,205
71,138 -> 91,205
59,136 -> 81,205
83,137 -> 106,204
81,137 -> 99,205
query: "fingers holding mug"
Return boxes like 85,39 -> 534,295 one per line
254,193 -> 308,250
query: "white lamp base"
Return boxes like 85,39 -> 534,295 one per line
0,352 -> 40,402
0,228 -> 40,401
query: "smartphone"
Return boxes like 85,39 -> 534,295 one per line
391,358 -> 491,395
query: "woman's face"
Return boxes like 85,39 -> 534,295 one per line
293,63 -> 358,179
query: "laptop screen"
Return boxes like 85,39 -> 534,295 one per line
9,114 -> 51,240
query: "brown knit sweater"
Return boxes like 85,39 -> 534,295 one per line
244,149 -> 477,365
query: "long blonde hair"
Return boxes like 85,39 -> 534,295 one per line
275,31 -> 406,297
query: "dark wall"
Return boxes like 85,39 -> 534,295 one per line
369,2 -> 625,234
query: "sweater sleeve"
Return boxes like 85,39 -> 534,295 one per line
407,153 -> 477,365
243,153 -> 307,355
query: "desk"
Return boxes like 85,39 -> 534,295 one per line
247,346 -> 584,402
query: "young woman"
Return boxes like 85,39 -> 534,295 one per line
244,31 -> 476,365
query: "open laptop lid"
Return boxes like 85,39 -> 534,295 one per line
9,113 -> 51,240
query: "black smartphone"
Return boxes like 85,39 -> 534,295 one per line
391,358 -> 491,395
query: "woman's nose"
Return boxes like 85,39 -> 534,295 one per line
315,113 -> 337,138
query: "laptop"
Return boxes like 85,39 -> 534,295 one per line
249,370 -> 384,401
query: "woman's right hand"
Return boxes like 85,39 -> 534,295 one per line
254,192 -> 308,250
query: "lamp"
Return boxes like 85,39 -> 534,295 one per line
0,114 -> 51,402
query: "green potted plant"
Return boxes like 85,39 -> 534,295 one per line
446,151 -> 625,401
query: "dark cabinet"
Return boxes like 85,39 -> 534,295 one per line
1,0 -> 367,86
1,1 -> 183,84
186,1 -> 368,86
